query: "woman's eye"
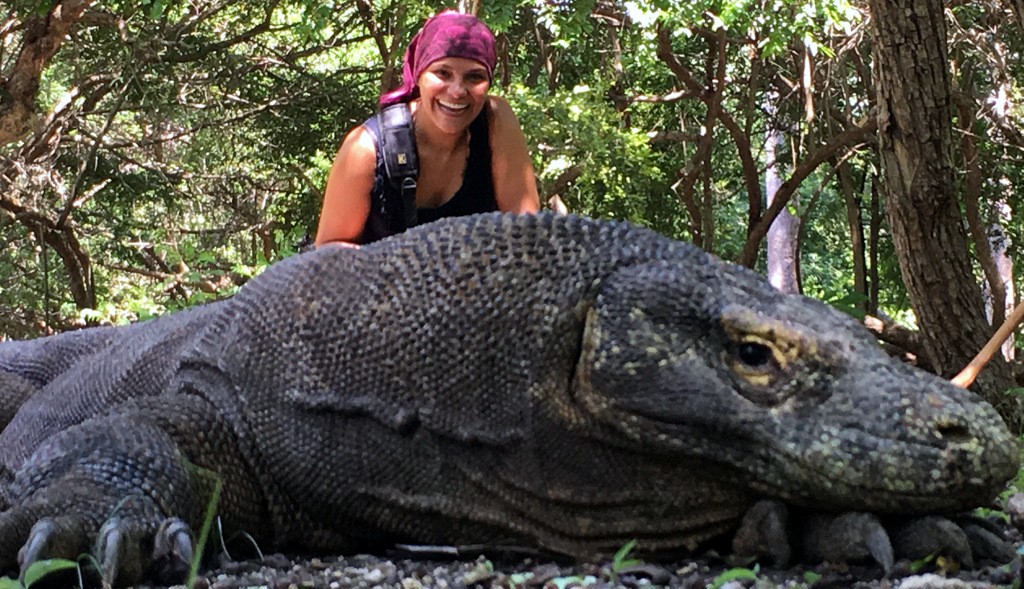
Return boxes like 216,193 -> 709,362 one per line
433,69 -> 451,80
736,342 -> 773,368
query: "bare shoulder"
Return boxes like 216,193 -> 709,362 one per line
486,96 -> 527,144
341,125 -> 377,160
329,124 -> 377,182
487,96 -> 523,127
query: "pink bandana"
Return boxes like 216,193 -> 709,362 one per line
379,11 -> 497,107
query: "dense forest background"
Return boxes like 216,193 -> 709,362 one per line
1,0 -> 1023,418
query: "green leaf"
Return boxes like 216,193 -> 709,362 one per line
909,552 -> 938,573
803,570 -> 823,584
709,566 -> 760,589
611,539 -> 641,571
186,465 -> 223,589
0,577 -> 22,589
23,559 -> 79,588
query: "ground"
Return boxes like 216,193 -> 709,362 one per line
161,547 -> 1022,589
13,524 -> 1023,589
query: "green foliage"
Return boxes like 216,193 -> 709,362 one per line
507,82 -> 679,235
22,559 -> 82,588
608,539 -> 642,584
3,0 -> 1019,345
186,464 -> 224,589
709,565 -> 760,589
803,570 -> 822,584
611,539 -> 641,571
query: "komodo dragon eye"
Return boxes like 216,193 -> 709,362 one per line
719,306 -> 813,398
736,341 -> 773,368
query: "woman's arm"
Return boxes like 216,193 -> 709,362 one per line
315,126 -> 377,247
487,96 -> 541,213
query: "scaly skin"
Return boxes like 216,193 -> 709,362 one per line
0,213 -> 1017,585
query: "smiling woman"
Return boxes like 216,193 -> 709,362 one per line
315,11 -> 541,247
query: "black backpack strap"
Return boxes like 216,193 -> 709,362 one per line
377,103 -> 419,228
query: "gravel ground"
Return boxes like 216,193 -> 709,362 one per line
146,526 -> 1024,589
162,503 -> 1024,589
172,549 -> 1022,589
19,507 -> 1024,589
20,538 -> 1021,589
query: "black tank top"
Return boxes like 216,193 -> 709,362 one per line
360,106 -> 496,244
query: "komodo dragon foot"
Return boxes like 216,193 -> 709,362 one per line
0,392 -> 267,587
12,515 -> 193,586
0,413 -> 201,587
732,498 -> 1015,574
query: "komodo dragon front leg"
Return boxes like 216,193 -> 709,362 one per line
0,393 -> 270,587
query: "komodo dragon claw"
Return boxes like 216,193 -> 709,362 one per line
96,517 -> 147,587
800,512 -> 895,573
733,499 -> 1014,573
151,518 -> 195,584
888,516 -> 974,568
19,517 -> 91,573
732,500 -> 896,572
92,516 -> 194,586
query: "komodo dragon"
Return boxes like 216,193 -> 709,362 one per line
0,213 -> 1018,586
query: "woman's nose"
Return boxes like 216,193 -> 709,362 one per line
448,80 -> 468,97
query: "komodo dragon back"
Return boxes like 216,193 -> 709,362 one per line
0,212 -> 1017,584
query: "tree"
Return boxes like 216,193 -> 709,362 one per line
868,0 -> 1022,428
0,0 -> 1021,421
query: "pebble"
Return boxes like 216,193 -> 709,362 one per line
1007,493 -> 1024,533
897,574 -> 974,589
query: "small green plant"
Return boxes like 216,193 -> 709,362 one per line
0,558 -> 87,589
186,470 -> 223,589
908,552 -> 938,573
708,565 -> 760,589
23,559 -> 82,588
608,539 -> 642,584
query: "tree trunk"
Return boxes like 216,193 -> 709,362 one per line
764,103 -> 799,294
839,161 -> 868,316
868,0 -> 1022,430
868,179 -> 881,316
990,205 -> 1016,360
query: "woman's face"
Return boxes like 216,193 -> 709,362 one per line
417,57 -> 491,136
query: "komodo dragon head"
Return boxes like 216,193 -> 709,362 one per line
569,254 -> 1019,515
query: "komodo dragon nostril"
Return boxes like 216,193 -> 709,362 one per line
936,422 -> 973,444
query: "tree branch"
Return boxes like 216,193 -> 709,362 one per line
1,0 -> 94,145
739,116 -> 877,267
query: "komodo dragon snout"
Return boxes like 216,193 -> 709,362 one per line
571,259 -> 1019,515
